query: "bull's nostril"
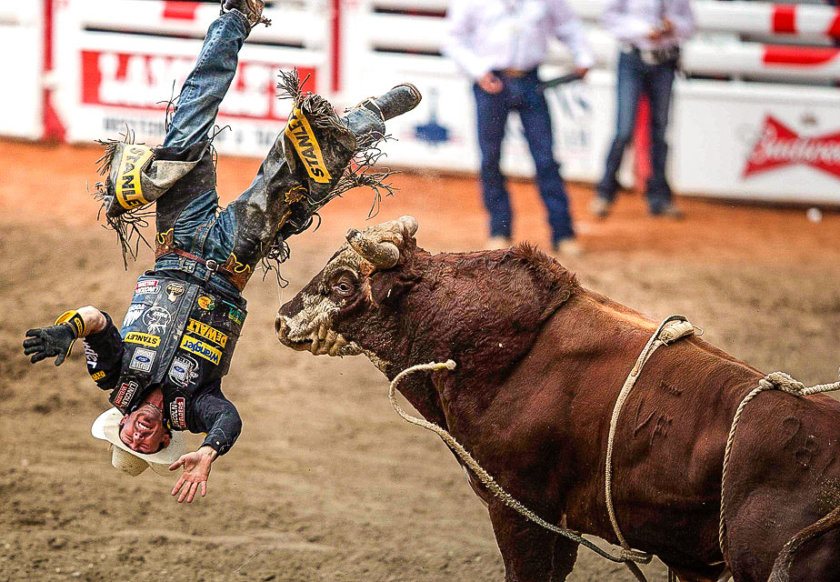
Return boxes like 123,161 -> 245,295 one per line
275,315 -> 286,337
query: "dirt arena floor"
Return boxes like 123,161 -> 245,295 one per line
1,139 -> 839,582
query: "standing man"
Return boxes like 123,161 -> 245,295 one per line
592,0 -> 694,218
443,0 -> 594,257
22,0 -> 420,502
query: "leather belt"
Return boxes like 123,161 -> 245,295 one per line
499,68 -> 531,78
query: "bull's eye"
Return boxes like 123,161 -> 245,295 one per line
331,273 -> 356,298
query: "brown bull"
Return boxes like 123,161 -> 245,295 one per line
275,216 -> 840,582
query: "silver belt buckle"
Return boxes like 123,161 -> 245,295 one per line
205,259 -> 219,273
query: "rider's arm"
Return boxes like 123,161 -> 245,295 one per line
79,309 -> 124,391
189,382 -> 242,456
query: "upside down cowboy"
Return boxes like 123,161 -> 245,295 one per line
21,0 -> 420,503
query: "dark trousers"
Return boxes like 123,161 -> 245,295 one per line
473,70 -> 574,243
597,50 -> 676,211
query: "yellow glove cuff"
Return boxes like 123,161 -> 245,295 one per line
55,310 -> 86,338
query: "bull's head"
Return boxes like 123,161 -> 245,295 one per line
275,215 -> 419,368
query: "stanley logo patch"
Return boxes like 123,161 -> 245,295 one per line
285,107 -> 332,184
187,318 -> 228,348
180,335 -> 222,366
125,332 -> 161,347
115,145 -> 154,210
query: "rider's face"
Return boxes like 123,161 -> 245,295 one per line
119,404 -> 170,454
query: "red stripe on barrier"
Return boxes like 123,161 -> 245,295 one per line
828,13 -> 840,39
331,0 -> 341,92
771,5 -> 796,34
763,45 -> 839,67
163,1 -> 200,21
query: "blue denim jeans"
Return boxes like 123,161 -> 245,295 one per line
153,11 -> 250,298
473,69 -> 575,243
597,50 -> 676,211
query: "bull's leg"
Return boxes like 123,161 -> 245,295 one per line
488,502 -> 578,582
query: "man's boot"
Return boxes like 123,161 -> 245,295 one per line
221,0 -> 271,27
217,83 -> 422,291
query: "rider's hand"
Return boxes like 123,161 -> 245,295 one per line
169,446 -> 218,503
23,324 -> 78,366
478,72 -> 504,94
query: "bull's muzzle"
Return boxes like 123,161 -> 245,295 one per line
275,314 -> 308,351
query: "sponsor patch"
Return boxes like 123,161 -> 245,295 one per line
165,282 -> 185,302
197,296 -> 216,311
226,304 -> 245,326
142,306 -> 172,335
180,335 -> 221,365
114,380 -> 139,408
129,347 -> 156,373
285,107 -> 332,184
122,303 -> 146,328
169,396 -> 187,429
90,370 -> 106,381
125,332 -> 160,347
83,343 -> 98,366
168,355 -> 199,388
134,280 -> 159,295
186,318 -> 228,348
115,145 -> 154,210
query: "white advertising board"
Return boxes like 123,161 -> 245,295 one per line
0,1 -> 44,139
52,0 -> 330,156
672,80 -> 840,204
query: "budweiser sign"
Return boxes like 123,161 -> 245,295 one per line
743,115 -> 840,180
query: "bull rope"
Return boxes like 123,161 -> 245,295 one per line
388,361 -> 653,572
604,316 -> 697,557
718,370 -> 840,561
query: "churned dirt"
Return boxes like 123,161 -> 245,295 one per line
1,139 -> 839,582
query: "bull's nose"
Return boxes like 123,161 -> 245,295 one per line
275,313 -> 286,338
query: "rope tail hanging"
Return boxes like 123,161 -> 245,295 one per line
387,360 -> 653,575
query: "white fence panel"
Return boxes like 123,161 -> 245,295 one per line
0,1 -> 44,139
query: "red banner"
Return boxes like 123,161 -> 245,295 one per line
81,50 -> 316,122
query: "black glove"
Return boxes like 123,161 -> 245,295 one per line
23,324 -> 78,366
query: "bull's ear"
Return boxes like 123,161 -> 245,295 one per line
369,270 -> 417,308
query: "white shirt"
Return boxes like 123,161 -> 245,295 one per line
443,0 -> 595,81
601,0 -> 695,51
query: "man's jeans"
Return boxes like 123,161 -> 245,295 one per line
153,11 -> 249,298
473,70 -> 574,243
597,50 -> 676,211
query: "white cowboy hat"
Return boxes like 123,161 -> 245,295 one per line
91,408 -> 187,476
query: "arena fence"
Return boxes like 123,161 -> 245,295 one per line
2,0 -> 839,204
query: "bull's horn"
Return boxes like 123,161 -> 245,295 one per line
397,215 -> 418,235
346,229 -> 400,269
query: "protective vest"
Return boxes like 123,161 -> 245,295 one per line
109,274 -> 247,430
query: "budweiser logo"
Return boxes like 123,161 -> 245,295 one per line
743,116 -> 840,180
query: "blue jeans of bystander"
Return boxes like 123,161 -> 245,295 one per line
473,69 -> 575,244
597,49 -> 676,212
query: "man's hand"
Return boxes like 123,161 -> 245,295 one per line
478,72 -> 504,94
169,445 -> 218,503
660,18 -> 675,37
647,26 -> 664,41
573,67 -> 590,79
23,325 -> 77,366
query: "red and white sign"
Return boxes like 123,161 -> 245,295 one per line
81,50 -> 316,122
743,116 -> 840,180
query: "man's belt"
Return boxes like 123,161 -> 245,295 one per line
498,68 -> 536,78
156,229 -> 251,292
